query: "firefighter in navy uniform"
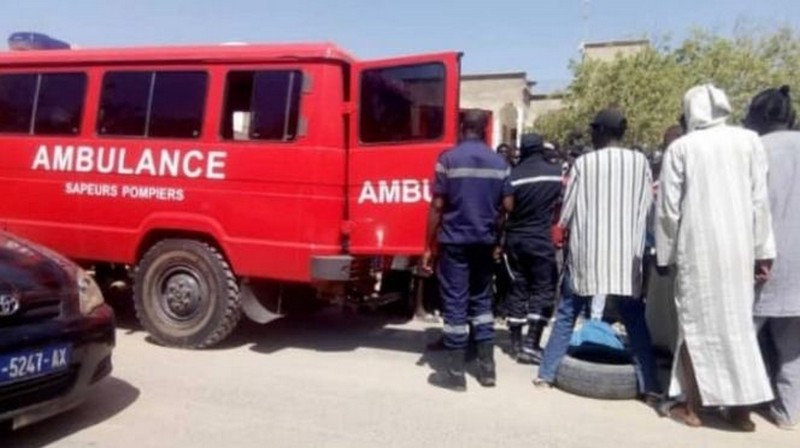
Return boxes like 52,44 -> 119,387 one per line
421,110 -> 514,391
504,133 -> 563,364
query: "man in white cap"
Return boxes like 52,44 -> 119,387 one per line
656,84 -> 776,431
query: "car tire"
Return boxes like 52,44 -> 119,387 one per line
134,239 -> 241,348
554,354 -> 638,400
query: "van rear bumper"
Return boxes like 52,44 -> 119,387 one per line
310,255 -> 416,282
310,255 -> 355,282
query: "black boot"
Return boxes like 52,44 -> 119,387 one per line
426,335 -> 446,352
465,338 -> 478,363
517,320 -> 546,365
428,349 -> 467,392
508,325 -> 523,360
476,342 -> 496,387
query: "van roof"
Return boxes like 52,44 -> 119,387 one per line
0,42 -> 356,67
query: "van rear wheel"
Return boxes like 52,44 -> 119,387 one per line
134,239 -> 241,348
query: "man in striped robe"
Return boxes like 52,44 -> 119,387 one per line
656,84 -> 775,431
535,109 -> 661,399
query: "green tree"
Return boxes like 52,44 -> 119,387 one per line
534,27 -> 800,148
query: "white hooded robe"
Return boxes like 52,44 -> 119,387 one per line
656,84 -> 776,406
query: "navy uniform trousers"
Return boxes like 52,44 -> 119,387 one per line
505,234 -> 557,326
438,244 -> 495,349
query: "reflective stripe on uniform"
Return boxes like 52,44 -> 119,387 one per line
522,346 -> 538,355
471,313 -> 495,326
502,253 -> 515,281
443,324 -> 470,335
507,317 -> 527,325
527,314 -> 545,322
444,167 -> 510,180
511,175 -> 563,187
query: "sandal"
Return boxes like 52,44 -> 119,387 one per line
660,402 -> 702,428
532,378 -> 553,388
641,392 -> 663,408
722,409 -> 756,432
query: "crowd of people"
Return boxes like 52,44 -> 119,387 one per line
419,83 -> 799,433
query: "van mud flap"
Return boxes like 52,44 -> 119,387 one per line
240,280 -> 284,325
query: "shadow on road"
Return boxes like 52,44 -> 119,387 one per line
221,308 -> 512,365
3,377 -> 140,448
110,284 -> 516,373
238,308 -> 438,355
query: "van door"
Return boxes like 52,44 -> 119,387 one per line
347,53 -> 461,255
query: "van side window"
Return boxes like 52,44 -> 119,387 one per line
359,63 -> 445,144
97,72 -> 150,136
98,71 -> 207,138
0,73 -> 87,135
0,74 -> 37,133
221,70 -> 303,141
149,72 -> 207,138
35,73 -> 87,135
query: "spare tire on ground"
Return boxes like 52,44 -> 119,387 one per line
555,352 -> 638,400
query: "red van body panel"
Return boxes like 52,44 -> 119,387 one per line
0,44 -> 461,283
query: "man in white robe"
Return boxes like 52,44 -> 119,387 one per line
656,84 -> 776,431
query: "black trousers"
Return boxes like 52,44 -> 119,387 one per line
505,234 -> 557,326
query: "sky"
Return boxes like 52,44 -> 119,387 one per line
2,0 -> 800,91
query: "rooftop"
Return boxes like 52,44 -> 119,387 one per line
582,39 -> 650,50
461,71 -> 528,81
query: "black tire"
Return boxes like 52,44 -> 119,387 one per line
134,239 -> 241,348
554,354 -> 638,400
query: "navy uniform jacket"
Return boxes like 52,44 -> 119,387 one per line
506,153 -> 563,239
433,139 -> 512,245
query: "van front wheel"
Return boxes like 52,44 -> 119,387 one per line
134,239 -> 241,348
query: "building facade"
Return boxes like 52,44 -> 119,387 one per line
460,72 -> 533,148
459,39 -> 649,147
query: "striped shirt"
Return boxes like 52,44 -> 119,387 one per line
559,147 -> 653,297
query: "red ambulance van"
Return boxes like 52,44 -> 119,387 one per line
0,43 -> 467,347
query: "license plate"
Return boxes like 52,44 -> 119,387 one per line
0,345 -> 72,385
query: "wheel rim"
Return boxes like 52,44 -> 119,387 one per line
154,265 -> 208,324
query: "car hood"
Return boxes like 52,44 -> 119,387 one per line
0,232 -> 77,295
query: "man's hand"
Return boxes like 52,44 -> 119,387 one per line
419,247 -> 437,277
755,259 -> 773,284
493,245 -> 503,262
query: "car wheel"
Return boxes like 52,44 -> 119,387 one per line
134,239 -> 241,348
554,354 -> 638,400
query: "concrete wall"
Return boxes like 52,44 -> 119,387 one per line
458,41 -> 648,145
527,95 -> 565,129
583,41 -> 648,62
460,75 -> 529,148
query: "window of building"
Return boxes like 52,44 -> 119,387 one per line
34,73 -> 87,135
359,63 -> 445,144
0,73 -> 87,135
98,71 -> 207,138
221,70 -> 303,141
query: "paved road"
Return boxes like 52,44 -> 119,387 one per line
4,308 -> 797,448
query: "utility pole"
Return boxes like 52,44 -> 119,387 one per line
581,0 -> 592,54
